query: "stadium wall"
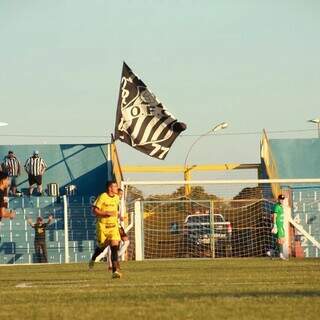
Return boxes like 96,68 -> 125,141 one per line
261,138 -> 320,258
268,138 -> 320,179
0,144 -> 112,197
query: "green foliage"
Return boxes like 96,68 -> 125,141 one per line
142,185 -> 221,214
233,186 -> 264,200
126,185 -> 144,202
146,185 -> 220,201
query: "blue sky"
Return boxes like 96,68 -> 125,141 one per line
0,1 -> 319,176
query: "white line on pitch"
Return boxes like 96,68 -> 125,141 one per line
15,283 -> 34,288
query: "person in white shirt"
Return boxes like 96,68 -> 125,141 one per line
24,150 -> 47,196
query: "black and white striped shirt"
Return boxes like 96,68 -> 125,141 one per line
2,156 -> 20,177
25,156 -> 47,176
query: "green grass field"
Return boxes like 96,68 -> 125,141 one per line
1,258 -> 320,320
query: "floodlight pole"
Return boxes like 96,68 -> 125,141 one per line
307,119 -> 320,138
183,122 -> 228,196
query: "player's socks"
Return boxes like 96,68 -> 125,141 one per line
279,253 -> 286,260
108,248 -> 112,270
90,246 -> 104,263
279,244 -> 283,257
279,244 -> 287,260
118,240 -> 130,258
111,245 -> 119,273
95,246 -> 110,263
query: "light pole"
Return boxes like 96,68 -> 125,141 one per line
183,121 -> 229,196
307,118 -> 320,138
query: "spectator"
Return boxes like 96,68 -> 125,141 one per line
27,215 -> 53,263
2,151 -> 21,196
0,172 -> 16,232
24,150 -> 47,196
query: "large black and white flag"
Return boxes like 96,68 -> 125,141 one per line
114,62 -> 186,160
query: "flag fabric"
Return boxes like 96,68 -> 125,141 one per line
114,62 -> 186,160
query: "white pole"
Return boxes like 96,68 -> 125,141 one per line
120,180 -> 125,223
210,200 -> 215,258
134,200 -> 144,261
107,144 -> 112,181
63,195 -> 70,263
283,200 -> 290,259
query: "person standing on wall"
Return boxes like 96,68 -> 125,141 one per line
1,150 -> 21,196
24,150 -> 47,196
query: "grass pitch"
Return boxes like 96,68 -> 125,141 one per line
1,258 -> 319,320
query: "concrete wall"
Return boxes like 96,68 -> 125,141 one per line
268,138 -> 320,178
0,144 -> 112,196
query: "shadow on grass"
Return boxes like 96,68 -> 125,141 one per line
106,289 -> 320,301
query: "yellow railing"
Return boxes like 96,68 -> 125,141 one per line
260,129 -> 280,197
110,137 -> 123,187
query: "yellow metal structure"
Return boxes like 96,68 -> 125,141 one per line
110,138 -> 124,187
123,163 -> 260,196
122,163 -> 260,173
112,132 -> 279,198
260,129 -> 280,197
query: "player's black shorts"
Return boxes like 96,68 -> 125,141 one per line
28,174 -> 42,186
119,226 -> 127,238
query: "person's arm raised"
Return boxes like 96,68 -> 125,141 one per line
27,217 -> 35,227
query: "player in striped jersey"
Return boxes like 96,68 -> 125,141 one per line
2,151 -> 21,196
24,150 -> 47,196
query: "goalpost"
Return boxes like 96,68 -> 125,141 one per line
120,179 -> 320,261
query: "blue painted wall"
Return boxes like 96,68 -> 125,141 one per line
0,144 -> 112,196
268,138 -> 320,178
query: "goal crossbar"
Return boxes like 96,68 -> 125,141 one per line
122,178 -> 320,186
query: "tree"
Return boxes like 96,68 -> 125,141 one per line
126,185 -> 144,203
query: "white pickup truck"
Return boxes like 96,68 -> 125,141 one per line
183,213 -> 232,257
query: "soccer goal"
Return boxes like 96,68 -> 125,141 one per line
121,179 -> 320,260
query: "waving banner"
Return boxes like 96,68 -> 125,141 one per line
114,62 -> 186,160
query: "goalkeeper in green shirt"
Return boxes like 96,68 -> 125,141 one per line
268,194 -> 287,260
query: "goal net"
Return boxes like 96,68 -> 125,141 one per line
121,179 -> 320,260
